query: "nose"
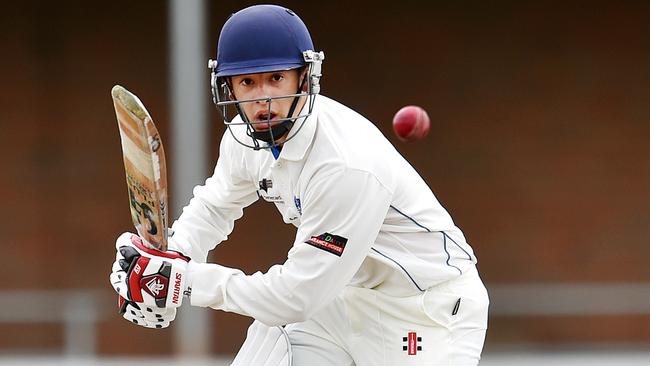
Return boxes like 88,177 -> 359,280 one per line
252,82 -> 272,103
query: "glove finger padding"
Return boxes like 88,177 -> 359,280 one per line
110,263 -> 129,300
122,301 -> 176,329
110,232 -> 191,309
139,304 -> 177,323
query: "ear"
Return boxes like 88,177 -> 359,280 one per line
225,77 -> 237,100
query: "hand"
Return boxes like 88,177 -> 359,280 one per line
110,232 -> 191,309
119,296 -> 177,329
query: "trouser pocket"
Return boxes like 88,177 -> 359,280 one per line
422,266 -> 489,333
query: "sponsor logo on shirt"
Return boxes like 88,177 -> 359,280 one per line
305,233 -> 347,257
260,194 -> 284,203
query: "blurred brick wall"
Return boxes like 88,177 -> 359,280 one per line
0,0 -> 175,354
1,0 -> 648,355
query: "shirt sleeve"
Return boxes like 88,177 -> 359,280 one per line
187,167 -> 393,326
168,134 -> 259,262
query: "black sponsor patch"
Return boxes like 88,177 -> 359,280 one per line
305,233 -> 347,256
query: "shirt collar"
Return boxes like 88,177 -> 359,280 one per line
275,95 -> 319,162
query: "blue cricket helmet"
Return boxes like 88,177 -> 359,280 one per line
208,5 -> 325,150
215,5 -> 315,77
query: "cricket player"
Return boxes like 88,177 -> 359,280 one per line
110,5 -> 489,366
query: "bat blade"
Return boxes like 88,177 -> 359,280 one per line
112,85 -> 168,251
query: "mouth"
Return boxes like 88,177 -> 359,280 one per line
253,111 -> 280,129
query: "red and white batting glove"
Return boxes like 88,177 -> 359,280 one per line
110,232 -> 191,310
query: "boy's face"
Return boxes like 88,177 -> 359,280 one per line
230,69 -> 306,133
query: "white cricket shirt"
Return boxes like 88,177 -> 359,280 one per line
169,95 -> 478,325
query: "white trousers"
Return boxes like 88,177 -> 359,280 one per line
285,265 -> 489,366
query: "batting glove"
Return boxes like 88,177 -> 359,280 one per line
110,232 -> 191,309
119,296 -> 177,329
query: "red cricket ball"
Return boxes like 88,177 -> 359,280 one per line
392,105 -> 430,142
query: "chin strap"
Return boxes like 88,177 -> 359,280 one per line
250,120 -> 293,144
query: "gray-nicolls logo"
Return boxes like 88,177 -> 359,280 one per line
146,277 -> 165,296
403,332 -> 422,355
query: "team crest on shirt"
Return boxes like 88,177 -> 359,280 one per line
305,233 -> 347,257
257,178 -> 283,203
294,196 -> 302,215
258,178 -> 273,192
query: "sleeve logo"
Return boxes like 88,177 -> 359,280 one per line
305,233 -> 348,257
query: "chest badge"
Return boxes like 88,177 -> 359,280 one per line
259,178 -> 273,192
294,196 -> 302,215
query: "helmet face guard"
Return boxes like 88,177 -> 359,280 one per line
208,51 -> 325,150
208,5 -> 325,150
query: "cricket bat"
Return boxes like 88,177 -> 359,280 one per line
111,85 -> 168,251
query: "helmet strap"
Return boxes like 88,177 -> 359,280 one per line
250,121 -> 293,145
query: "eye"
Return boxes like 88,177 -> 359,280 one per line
239,78 -> 253,86
271,73 -> 284,82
